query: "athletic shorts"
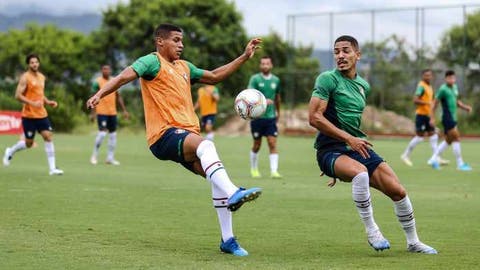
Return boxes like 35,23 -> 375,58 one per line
442,118 -> 457,134
201,114 -> 216,128
415,114 -> 434,133
22,117 -> 53,139
250,118 -> 278,139
97,114 -> 117,132
316,147 -> 385,178
149,127 -> 195,173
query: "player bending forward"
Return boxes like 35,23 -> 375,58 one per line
308,35 -> 437,254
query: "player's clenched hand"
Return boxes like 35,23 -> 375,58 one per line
244,38 -> 262,59
347,136 -> 372,159
31,100 -> 43,108
86,95 -> 101,109
46,100 -> 58,108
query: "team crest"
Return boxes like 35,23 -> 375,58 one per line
358,86 -> 365,98
259,82 -> 264,87
271,83 -> 277,89
175,129 -> 186,134
183,73 -> 188,82
27,131 -> 33,137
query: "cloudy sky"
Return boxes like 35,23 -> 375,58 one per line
1,0 -> 479,49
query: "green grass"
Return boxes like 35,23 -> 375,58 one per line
0,133 -> 479,269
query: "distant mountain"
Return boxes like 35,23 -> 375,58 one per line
0,12 -> 102,34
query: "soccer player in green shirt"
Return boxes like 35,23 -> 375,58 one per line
428,70 -> 472,171
308,35 -> 437,254
247,56 -> 282,179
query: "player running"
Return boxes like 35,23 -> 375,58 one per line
90,65 -> 129,165
428,70 -> 473,171
247,56 -> 282,179
3,54 -> 63,175
87,23 -> 262,256
308,35 -> 437,254
194,84 -> 219,141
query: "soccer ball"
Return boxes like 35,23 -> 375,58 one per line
234,89 -> 267,120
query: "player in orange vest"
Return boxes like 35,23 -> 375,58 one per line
194,84 -> 220,141
3,54 -> 63,175
90,65 -> 129,165
87,23 -> 262,256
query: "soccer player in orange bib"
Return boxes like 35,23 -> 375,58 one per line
87,23 -> 262,256
3,54 -> 63,175
90,65 -> 129,165
194,84 -> 220,141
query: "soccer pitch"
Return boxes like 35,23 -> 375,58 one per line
0,134 -> 479,269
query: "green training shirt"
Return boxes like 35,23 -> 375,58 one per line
247,73 -> 281,119
436,83 -> 458,122
311,69 -> 370,150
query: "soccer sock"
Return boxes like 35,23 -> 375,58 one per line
403,136 -> 424,157
250,150 -> 259,170
352,172 -> 379,234
44,141 -> 56,171
452,142 -> 464,167
429,134 -> 438,154
107,132 -> 117,161
93,131 -> 107,157
196,140 -> 238,197
9,140 -> 27,157
394,195 -> 419,245
269,153 -> 279,173
212,183 -> 234,242
429,140 -> 449,161
205,132 -> 215,141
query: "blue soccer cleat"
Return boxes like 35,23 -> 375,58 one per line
220,237 -> 248,256
368,230 -> 390,251
430,160 -> 441,170
457,163 -> 472,171
227,187 -> 262,212
407,242 -> 438,254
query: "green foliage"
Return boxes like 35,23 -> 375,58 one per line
46,86 -> 86,132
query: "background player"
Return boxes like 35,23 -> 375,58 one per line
3,54 -> 63,175
309,35 -> 437,254
401,69 -> 443,166
194,84 -> 219,141
247,56 -> 282,179
90,64 -> 129,165
86,23 -> 262,256
428,70 -> 472,171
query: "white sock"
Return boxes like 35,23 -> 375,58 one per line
9,140 -> 27,157
403,136 -> 424,157
212,183 -> 234,242
394,195 -> 419,245
269,153 -> 279,173
205,132 -> 214,141
107,132 -> 117,161
429,134 -> 438,154
429,140 -> 449,161
93,131 -> 107,157
44,141 -> 56,171
250,151 -> 258,170
196,140 -> 238,197
352,172 -> 379,234
452,142 -> 464,167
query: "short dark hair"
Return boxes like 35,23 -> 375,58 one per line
334,35 -> 359,50
26,53 -> 40,64
421,69 -> 432,75
154,23 -> 183,39
445,70 -> 455,77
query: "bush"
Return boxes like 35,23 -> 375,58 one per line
46,86 -> 86,132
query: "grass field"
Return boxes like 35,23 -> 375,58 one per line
0,133 -> 479,269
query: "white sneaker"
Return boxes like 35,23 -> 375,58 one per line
438,157 -> 450,165
90,155 -> 98,165
106,159 -> 120,165
49,168 -> 64,176
3,147 -> 11,166
407,241 -> 438,254
401,154 -> 413,167
367,230 -> 390,251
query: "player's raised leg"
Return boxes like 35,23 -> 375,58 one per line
3,140 -> 27,166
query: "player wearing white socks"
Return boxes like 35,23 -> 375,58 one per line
3,54 -> 63,175
86,24 -> 262,256
309,35 -> 437,254
428,70 -> 472,171
90,65 -> 129,165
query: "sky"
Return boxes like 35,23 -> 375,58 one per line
1,0 -> 479,49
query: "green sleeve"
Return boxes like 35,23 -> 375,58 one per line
435,87 -> 444,100
91,81 -> 99,93
185,61 -> 204,83
312,73 -> 336,100
213,86 -> 219,95
247,75 -> 257,89
130,54 -> 160,80
276,77 -> 282,95
415,85 -> 425,96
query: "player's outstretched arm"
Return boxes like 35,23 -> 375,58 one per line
308,97 -> 372,158
457,100 -> 472,113
87,67 -> 137,109
199,38 -> 261,85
